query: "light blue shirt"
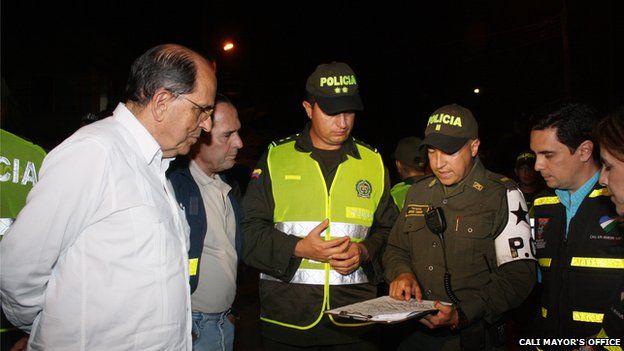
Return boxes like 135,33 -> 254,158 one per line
555,171 -> 600,238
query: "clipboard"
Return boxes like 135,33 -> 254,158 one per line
325,296 -> 448,324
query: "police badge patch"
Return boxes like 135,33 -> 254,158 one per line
355,180 -> 372,198
406,204 -> 428,217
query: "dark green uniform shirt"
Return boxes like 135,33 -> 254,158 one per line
242,123 -> 398,346
384,159 -> 536,327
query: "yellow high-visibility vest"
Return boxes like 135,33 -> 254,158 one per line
262,139 -> 384,329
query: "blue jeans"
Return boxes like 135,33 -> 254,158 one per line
192,310 -> 234,351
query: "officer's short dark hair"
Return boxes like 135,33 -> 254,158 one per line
532,103 -> 599,161
125,45 -> 197,106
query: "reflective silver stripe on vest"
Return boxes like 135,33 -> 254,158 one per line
261,267 -> 368,285
0,218 -> 15,236
269,221 -> 371,285
275,221 -> 369,240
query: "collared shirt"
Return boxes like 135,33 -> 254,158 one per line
555,171 -> 600,237
0,103 -> 192,350
189,161 -> 237,313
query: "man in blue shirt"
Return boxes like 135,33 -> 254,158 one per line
529,104 -> 624,346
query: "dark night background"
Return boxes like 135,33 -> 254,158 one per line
2,0 -> 623,180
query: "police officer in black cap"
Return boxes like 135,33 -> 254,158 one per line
384,103 -> 537,351
242,62 -> 397,350
391,137 -> 428,211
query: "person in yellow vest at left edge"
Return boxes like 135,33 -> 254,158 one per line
0,128 -> 46,237
242,62 -> 398,350
0,128 -> 46,349
390,136 -> 427,210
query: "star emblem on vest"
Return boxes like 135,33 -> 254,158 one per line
511,203 -> 528,225
356,180 -> 372,198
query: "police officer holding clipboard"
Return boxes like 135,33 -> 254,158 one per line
384,104 -> 537,351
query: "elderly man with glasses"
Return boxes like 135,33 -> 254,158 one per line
0,44 -> 215,350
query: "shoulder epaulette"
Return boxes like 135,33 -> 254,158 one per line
352,137 -> 378,153
415,175 -> 436,188
270,133 -> 299,147
486,172 -> 518,190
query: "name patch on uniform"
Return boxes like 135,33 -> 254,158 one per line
405,204 -> 428,217
346,207 -> 373,221
355,180 -> 372,198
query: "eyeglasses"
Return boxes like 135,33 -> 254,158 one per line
169,91 -> 215,121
